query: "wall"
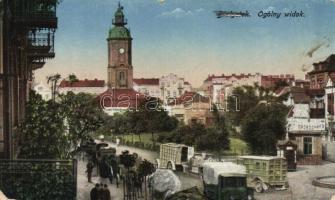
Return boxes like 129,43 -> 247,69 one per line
133,84 -> 160,98
324,141 -> 335,162
58,86 -> 108,96
0,4 -> 3,154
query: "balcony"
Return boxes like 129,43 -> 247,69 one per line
13,0 -> 58,28
31,59 -> 46,70
27,29 -> 55,59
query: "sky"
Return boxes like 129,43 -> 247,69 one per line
35,0 -> 335,87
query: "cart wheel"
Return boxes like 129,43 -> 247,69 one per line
255,181 -> 264,193
167,162 -> 173,170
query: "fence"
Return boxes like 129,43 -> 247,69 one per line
0,159 -> 77,200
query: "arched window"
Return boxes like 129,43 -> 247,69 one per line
119,71 -> 126,86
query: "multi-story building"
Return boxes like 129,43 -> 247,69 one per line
307,54 -> 335,89
276,84 -> 327,164
133,78 -> 160,98
202,73 -> 262,96
261,74 -> 295,88
58,79 -> 107,96
160,73 -> 192,103
166,91 -> 214,126
203,73 -> 295,105
0,0 -> 58,159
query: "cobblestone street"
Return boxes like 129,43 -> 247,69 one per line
77,142 -> 335,200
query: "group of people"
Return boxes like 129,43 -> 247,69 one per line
90,183 -> 111,200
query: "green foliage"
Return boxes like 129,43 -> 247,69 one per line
137,159 -> 155,177
60,92 -> 106,151
67,74 -> 79,84
124,99 -> 179,134
18,91 -> 69,159
273,79 -> 289,91
119,151 -> 136,170
227,85 -> 278,126
47,73 -> 61,102
18,91 -> 107,159
241,103 -> 288,155
1,161 -> 75,200
196,107 -> 230,153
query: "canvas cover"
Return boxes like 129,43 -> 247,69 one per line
149,169 -> 181,193
202,162 -> 246,185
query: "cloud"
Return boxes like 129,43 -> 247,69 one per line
160,8 -> 192,18
159,8 -> 204,18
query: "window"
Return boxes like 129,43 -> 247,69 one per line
303,137 -> 313,155
118,71 -> 126,86
221,177 -> 246,188
328,94 -> 334,115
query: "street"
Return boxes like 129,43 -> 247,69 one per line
77,142 -> 335,200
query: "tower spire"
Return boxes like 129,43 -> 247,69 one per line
113,2 -> 127,26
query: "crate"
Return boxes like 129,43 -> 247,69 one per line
237,156 -> 287,187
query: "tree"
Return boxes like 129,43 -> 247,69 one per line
47,73 -> 61,102
60,92 -> 107,152
120,151 -> 136,171
227,84 -> 279,126
227,85 -> 259,126
125,98 -> 178,144
196,106 -> 230,156
137,160 -> 156,200
18,91 -> 70,159
273,79 -> 289,91
241,102 -> 288,155
67,73 -> 79,86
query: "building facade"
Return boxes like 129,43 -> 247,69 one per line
58,79 -> 107,96
203,73 -> 295,105
307,54 -> 335,89
99,3 -> 146,115
107,3 -> 133,89
0,0 -> 58,159
166,91 -> 214,126
133,78 -> 160,98
160,73 -> 192,103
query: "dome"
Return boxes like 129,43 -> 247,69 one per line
108,26 -> 131,39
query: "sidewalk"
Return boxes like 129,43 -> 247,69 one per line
77,158 -> 125,200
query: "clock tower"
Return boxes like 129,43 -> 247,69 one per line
107,3 -> 133,89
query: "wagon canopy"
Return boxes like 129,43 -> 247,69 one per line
202,162 -> 246,185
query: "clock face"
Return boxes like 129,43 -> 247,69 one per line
119,48 -> 125,54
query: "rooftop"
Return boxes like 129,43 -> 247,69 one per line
133,78 -> 159,85
308,54 -> 335,74
59,79 -> 105,88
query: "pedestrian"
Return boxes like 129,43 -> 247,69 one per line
101,184 -> 111,200
98,183 -> 104,200
86,161 -> 94,183
108,165 -> 114,184
90,183 -> 100,200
